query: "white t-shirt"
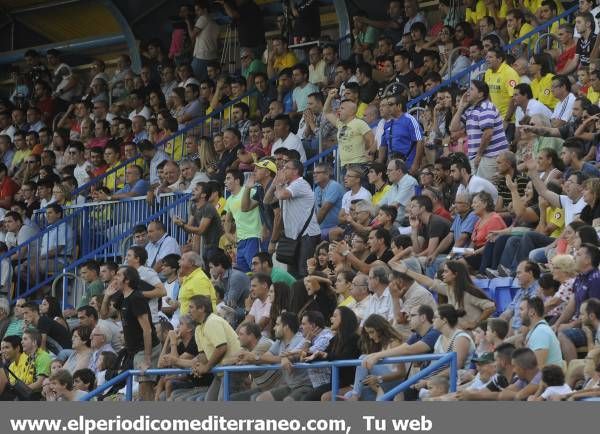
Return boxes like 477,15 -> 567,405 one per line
129,106 -> 152,121
541,384 -> 572,400
559,195 -> 586,225
73,161 -> 92,188
341,187 -> 372,212
456,175 -> 499,204
161,279 -> 180,328
271,133 -> 307,162
137,265 -> 162,323
515,99 -> 553,126
551,93 -> 576,123
282,177 -> 321,238
193,15 -> 219,60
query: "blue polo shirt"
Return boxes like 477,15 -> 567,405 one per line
382,113 -> 423,166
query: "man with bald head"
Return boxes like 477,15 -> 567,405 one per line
323,88 -> 375,171
349,273 -> 371,323
145,220 -> 181,272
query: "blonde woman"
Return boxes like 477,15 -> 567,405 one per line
545,255 -> 577,321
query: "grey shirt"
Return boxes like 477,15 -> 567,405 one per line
268,333 -> 309,389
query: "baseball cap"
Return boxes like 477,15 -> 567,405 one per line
472,352 -> 495,364
255,159 -> 277,174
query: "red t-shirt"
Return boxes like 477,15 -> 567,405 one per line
472,213 -> 507,248
0,176 -> 20,205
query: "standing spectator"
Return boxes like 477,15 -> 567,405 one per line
271,159 -> 320,277
105,266 -> 161,401
450,80 -> 508,181
483,48 -> 519,120
224,169 -> 262,272
313,162 -> 344,238
174,182 -> 223,259
217,0 -> 265,55
187,1 -> 220,80
323,89 -> 375,171
47,49 -> 78,103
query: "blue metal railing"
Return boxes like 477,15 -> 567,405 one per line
0,207 -> 84,303
82,352 -> 457,401
52,193 -> 191,309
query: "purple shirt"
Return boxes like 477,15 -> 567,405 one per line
461,99 -> 508,159
573,268 -> 600,316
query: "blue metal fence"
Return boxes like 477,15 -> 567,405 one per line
81,352 -> 457,402
0,207 -> 84,302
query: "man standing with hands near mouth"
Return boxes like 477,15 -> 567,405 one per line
323,88 -> 375,174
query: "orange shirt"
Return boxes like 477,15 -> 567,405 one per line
472,213 -> 507,248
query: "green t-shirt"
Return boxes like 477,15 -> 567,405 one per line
271,267 -> 297,287
3,319 -> 24,338
78,279 -> 105,308
224,187 -> 262,241
242,59 -> 266,79
33,349 -> 52,379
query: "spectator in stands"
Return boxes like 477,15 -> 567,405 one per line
22,301 -> 71,352
62,326 -> 92,374
188,294 -> 242,400
106,266 -> 161,401
3,210 -> 38,261
378,159 -> 417,223
88,323 -> 115,374
208,249 -> 250,325
519,296 -> 563,368
271,114 -> 306,162
251,252 -> 296,287
0,163 -> 19,210
574,11 -> 597,70
451,152 -> 498,203
132,225 -> 148,248
498,347 -> 542,401
393,260 -> 495,331
92,165 -> 148,201
20,329 -> 52,394
102,143 -> 125,192
37,203 -> 74,275
267,36 -> 298,79
291,63 -> 319,115
500,261 -> 541,334
555,244 -> 600,362
242,272 -> 272,333
513,83 -> 553,127
186,0 -> 219,80
554,23 -> 578,75
313,162 -> 344,239
128,90 -> 151,121
145,220 -> 181,273
581,298 -> 600,351
550,75 -> 576,128
178,251 -> 217,316
254,73 -> 277,118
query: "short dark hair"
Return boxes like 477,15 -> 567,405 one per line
411,195 -> 433,213
119,266 -> 140,289
418,304 -> 435,322
208,249 -> 232,270
253,252 -> 273,268
189,295 -> 213,314
585,298 -> 600,319
470,79 -> 490,100
581,243 -> 600,268
302,310 -> 326,328
552,74 -> 571,92
240,322 -> 262,340
233,102 -> 250,117
22,301 -> 39,314
225,168 -> 244,186
515,83 -> 533,99
2,335 -> 23,352
487,318 -> 509,340
525,296 -> 545,317
541,365 -> 565,387
280,311 -> 299,333
372,227 -> 391,248
252,272 -> 272,288
77,305 -> 99,320
521,260 -> 541,279
511,347 -> 538,370
495,342 -> 516,362
128,246 -> 148,265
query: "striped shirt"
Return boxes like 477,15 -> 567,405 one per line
551,92 -> 576,123
461,99 -> 508,159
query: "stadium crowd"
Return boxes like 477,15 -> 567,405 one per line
0,0 -> 600,402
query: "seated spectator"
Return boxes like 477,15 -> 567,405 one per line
392,260 -> 495,331
62,326 -> 93,374
242,272 -> 272,334
89,323 -> 116,374
49,369 -> 88,401
20,329 -> 52,394
144,220 -> 181,273
251,252 -> 296,287
298,272 -> 338,324
499,348 -> 542,401
177,251 -> 217,316
344,314 -> 405,401
22,301 -> 71,352
499,261 -> 541,334
520,296 -> 563,368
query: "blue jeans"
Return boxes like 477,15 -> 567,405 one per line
191,57 -> 211,81
529,247 -> 548,263
347,355 -> 401,401
425,255 -> 447,279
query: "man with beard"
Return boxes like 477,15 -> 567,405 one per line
519,297 -> 562,368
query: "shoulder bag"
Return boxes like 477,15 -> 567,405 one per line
276,206 -> 315,265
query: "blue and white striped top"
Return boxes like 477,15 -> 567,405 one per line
461,99 -> 508,159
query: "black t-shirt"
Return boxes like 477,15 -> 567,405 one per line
396,71 -> 420,89
424,215 -> 451,254
37,315 -> 71,349
365,249 -> 395,264
580,202 -> 600,225
190,201 -> 224,250
576,33 -> 597,67
235,1 -> 265,48
252,181 -> 278,232
116,290 -> 159,353
359,80 -> 379,104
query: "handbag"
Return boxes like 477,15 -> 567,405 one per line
3,366 -> 41,401
276,206 -> 315,265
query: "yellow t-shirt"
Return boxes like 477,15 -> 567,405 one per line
195,313 -> 242,365
273,52 -> 299,75
164,135 -> 184,161
465,0 -> 486,25
338,295 -> 357,307
7,353 -> 30,385
372,184 -> 391,205
587,87 -> 600,104
11,149 -> 31,169
484,62 -> 520,118
531,73 -> 559,110
103,161 -> 125,191
510,22 -> 538,48
356,102 -> 368,120
547,207 -> 565,238
336,117 -> 372,166
178,267 -> 217,315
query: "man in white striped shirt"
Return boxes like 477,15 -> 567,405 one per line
550,75 -> 576,128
